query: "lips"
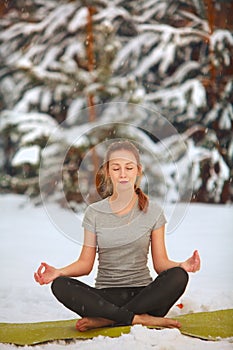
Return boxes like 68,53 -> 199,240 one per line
119,181 -> 128,184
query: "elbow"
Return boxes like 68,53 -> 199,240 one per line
154,267 -> 161,275
153,256 -> 170,275
153,263 -> 160,274
82,263 -> 94,276
78,258 -> 95,276
84,268 -> 92,276
153,262 -> 165,275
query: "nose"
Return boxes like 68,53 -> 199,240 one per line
120,167 -> 126,178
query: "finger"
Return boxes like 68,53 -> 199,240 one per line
34,273 -> 43,284
38,264 -> 45,278
194,250 -> 200,259
36,263 -> 42,273
195,252 -> 201,267
34,272 -> 43,283
38,276 -> 45,285
193,251 -> 200,267
41,262 -> 50,274
34,272 -> 39,282
192,250 -> 197,257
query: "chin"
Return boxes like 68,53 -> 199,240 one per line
117,182 -> 133,191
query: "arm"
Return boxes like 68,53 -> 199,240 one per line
34,229 -> 97,285
151,225 -> 200,274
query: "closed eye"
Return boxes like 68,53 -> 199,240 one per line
113,167 -> 133,171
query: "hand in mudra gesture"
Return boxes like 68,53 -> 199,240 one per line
180,250 -> 201,273
34,262 -> 61,285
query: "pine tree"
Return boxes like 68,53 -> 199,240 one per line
112,0 -> 233,203
0,0 -> 146,202
0,0 -> 143,123
0,0 -> 232,204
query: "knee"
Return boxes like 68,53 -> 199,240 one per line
51,276 -> 68,298
172,266 -> 189,290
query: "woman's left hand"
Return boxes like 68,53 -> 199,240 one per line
180,250 -> 201,273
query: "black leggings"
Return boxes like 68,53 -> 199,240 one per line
51,267 -> 188,325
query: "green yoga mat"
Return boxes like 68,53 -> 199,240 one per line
0,309 -> 232,345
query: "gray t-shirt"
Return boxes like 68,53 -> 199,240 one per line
82,197 -> 167,288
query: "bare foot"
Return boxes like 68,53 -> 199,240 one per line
76,317 -> 115,332
132,314 -> 181,329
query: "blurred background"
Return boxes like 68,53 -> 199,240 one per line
0,0 -> 232,210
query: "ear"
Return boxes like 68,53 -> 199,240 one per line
137,164 -> 142,177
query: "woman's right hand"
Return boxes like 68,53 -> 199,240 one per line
34,262 -> 61,285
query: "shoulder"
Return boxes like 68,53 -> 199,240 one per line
147,199 -> 164,214
85,198 -> 109,214
146,198 -> 167,221
147,198 -> 167,228
82,198 -> 110,229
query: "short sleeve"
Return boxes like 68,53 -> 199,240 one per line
152,212 -> 167,230
82,205 -> 96,233
151,203 -> 167,231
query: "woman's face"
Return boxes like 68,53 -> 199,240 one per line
108,149 -> 140,193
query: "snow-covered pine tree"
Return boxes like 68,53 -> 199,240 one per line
0,110 -> 65,197
112,0 -> 233,203
0,0 -> 147,201
0,0 -> 144,124
0,0 -> 232,203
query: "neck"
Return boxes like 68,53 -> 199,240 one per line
109,189 -> 137,214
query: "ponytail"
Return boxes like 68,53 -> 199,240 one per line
135,186 -> 148,212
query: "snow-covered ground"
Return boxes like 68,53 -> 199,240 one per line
0,194 -> 232,349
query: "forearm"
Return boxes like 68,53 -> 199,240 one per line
58,244 -> 96,278
154,258 -> 182,274
58,259 -> 91,277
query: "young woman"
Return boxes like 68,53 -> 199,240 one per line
34,140 -> 200,332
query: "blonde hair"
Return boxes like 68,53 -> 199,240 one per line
96,140 -> 148,212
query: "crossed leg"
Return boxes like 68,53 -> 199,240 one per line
51,267 -> 188,332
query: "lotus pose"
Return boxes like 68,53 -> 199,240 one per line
34,140 -> 200,332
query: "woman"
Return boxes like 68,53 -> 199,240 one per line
34,140 -> 200,332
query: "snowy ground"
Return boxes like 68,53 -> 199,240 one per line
0,194 -> 232,349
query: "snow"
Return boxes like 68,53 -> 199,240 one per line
64,98 -> 85,125
40,47 -> 63,70
93,7 -> 129,24
219,105 -> 233,130
14,87 -> 42,113
44,4 -> 76,37
160,61 -> 200,86
205,149 -> 230,202
145,79 -> 206,119
40,90 -> 52,112
61,42 -> 85,62
68,7 -> 88,33
112,32 -> 159,71
209,30 -> 233,67
0,111 -> 58,130
0,194 -> 232,349
137,23 -> 206,40
12,145 -> 40,166
210,30 -> 233,51
134,42 -> 167,77
203,104 -> 221,125
159,42 -> 176,74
